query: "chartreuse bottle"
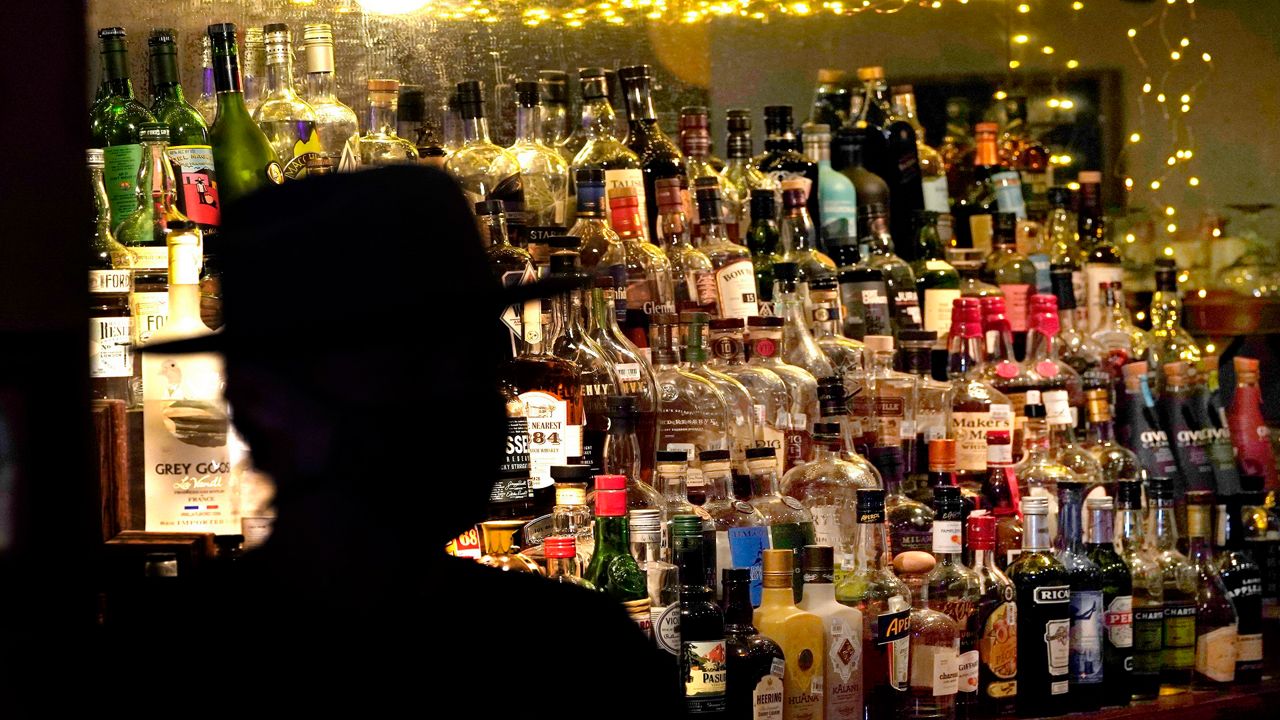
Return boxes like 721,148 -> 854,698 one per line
206,23 -> 282,207
755,548 -> 824,720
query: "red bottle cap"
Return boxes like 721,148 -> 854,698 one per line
1031,293 -> 1058,309
968,514 -> 996,550
980,296 -> 1006,315
595,489 -> 627,517
655,177 -> 684,211
595,474 -> 627,490
543,535 -> 577,559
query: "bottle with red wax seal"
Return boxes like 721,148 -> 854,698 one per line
978,296 -> 1033,416
1024,294 -> 1084,411
584,474 -> 653,636
948,297 -> 1014,491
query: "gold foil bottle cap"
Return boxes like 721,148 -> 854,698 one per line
761,549 -> 794,588
1086,389 -> 1111,422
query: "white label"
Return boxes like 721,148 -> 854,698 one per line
603,168 -> 648,241
923,288 -> 961,339
861,289 -> 887,305
933,520 -> 963,554
752,674 -> 785,720
1105,594 -> 1133,648
654,602 -> 681,654
714,259 -> 760,320
957,649 -> 979,694
1045,618 -> 1070,677
771,657 -> 786,678
792,412 -> 808,431
556,486 -> 586,506
90,316 -> 133,378
753,404 -> 767,429
930,645 -> 960,696
810,505 -> 840,547
1043,390 -> 1073,426
615,363 -> 642,382
520,391 -> 570,490
1195,624 -> 1237,682
951,409 -> 1011,472
1083,264 -> 1124,331
828,615 -> 861,683
1051,680 -> 1069,695
89,269 -> 132,294
922,176 -> 950,213
130,290 -> 169,347
1237,633 -> 1263,662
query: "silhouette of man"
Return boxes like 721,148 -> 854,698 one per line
144,166 -> 679,715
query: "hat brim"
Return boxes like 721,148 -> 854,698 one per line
141,275 -> 586,355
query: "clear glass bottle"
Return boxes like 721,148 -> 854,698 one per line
240,26 -> 266,116
902,554 -> 960,720
569,68 -> 647,239
544,535 -> 593,590
709,318 -> 791,457
723,109 -> 773,244
1079,387 -> 1140,493
1049,265 -> 1105,378
600,395 -> 663,512
863,336 -> 919,454
508,81 -> 569,229
1054,479 -> 1104,712
1082,216 -> 1124,333
630,508 -> 678,657
300,24 -> 358,170
1147,257 -> 1202,372
357,79 -> 418,167
984,430 -> 1025,570
551,466 -> 594,562
925,486 -> 983,718
441,90 -> 462,156
860,203 -> 923,333
1148,477 -> 1196,692
911,211 -> 962,352
654,452 -> 705,552
746,316 -> 821,472
1114,479 -> 1164,700
253,24 -> 323,179
773,262 -> 836,380
445,80 -> 524,212
890,85 -> 949,213
809,276 -> 866,388
1015,392 -> 1080,538
1045,187 -> 1088,329
1187,492 -> 1239,687
654,177 -> 715,315
782,423 -> 879,573
778,180 -> 836,307
701,450 -> 768,603
603,186 -> 676,355
651,314 -> 731,477
1006,496 -> 1072,715
588,277 -> 660,481
684,312 -> 757,473
1083,496 -> 1134,708
1090,282 -> 1151,370
967,513 -> 1018,716
695,178 -> 761,321
900,330 -> 954,484
537,70 -> 570,146
798,545 -> 865,720
745,448 -> 817,601
571,168 -> 622,273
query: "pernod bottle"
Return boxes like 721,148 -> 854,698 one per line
1006,496 -> 1071,716
1084,496 -> 1133,707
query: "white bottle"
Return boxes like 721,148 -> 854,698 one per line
798,545 -> 864,720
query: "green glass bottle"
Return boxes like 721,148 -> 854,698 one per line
911,210 -> 961,352
90,27 -> 157,228
584,474 -> 653,638
147,29 -> 219,233
206,23 -> 282,208
745,189 -> 781,315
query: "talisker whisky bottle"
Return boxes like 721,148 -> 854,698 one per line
1007,496 -> 1071,716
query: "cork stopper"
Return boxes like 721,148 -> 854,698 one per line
928,438 -> 956,472
1235,356 -> 1259,383
761,549 -> 794,588
1163,361 -> 1190,388
1121,361 -> 1149,392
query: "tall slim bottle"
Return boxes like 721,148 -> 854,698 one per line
1187,492 -> 1238,688
509,81 -> 570,230
968,514 -> 1018,716
91,27 -> 157,227
570,68 -> 647,239
696,177 -> 761,321
799,545 -> 864,720
1115,362 -> 1179,479
723,110 -> 773,243
1227,357 -> 1277,489
1194,356 -> 1241,497
447,80 -> 525,237
1158,361 -> 1215,497
889,85 -> 949,215
1149,477 -> 1196,692
206,23 -> 283,207
754,549 -> 825,720
1114,479 -> 1163,700
1006,496 -> 1071,715
253,24 -> 324,179
1083,216 -> 1124,333
300,23 -> 358,170
88,149 -> 134,403
1084,496 -> 1133,707
146,29 -> 218,234
911,211 -> 962,353
194,35 -> 216,126
759,106 -> 821,235
619,65 -> 685,243
951,123 -> 1004,252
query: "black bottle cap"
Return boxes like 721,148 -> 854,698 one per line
817,376 -> 844,395
1024,400 -> 1046,419
745,447 -> 777,460
575,167 -> 604,185
550,465 -> 592,481
699,449 -> 732,463
710,317 -> 744,330
617,64 -> 651,81
148,28 -> 177,46
813,422 -> 842,438
1146,476 -> 1174,500
99,26 -> 128,39
898,329 -> 937,343
397,84 -> 425,122
857,488 -> 886,515
538,70 -> 568,103
474,199 -> 504,216
809,275 -> 838,292
727,108 -> 751,132
1116,479 -> 1144,509
455,80 -> 483,105
747,316 -> 784,328
723,567 -> 751,586
764,105 -> 793,119
1047,186 -> 1073,207
515,80 -> 540,107
657,450 -> 689,463
207,23 -> 237,40
802,545 -> 835,583
773,262 -> 798,282
605,395 -> 637,416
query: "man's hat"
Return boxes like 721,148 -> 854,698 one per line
145,165 -> 577,356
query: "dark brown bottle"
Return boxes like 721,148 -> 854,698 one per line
723,568 -> 787,719
619,65 -> 684,243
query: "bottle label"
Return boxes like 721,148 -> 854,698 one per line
1044,617 -> 1070,678
923,176 -> 950,213
1083,264 -> 1124,331
809,505 -> 841,549
951,408 -> 1012,472
614,362 -> 643,383
142,349 -> 238,533
1104,595 -> 1133,648
1236,633 -> 1263,663
1194,625 -> 1237,683
1162,602 -> 1196,671
923,288 -> 961,342
1069,589 -> 1104,684
969,214 -> 994,254
603,168 -> 649,241
714,259 -> 760,320
1131,605 -> 1163,677
999,283 -> 1033,332
957,649 -> 980,694
910,644 -> 959,697
1070,270 -> 1088,328
839,280 -> 893,339
625,596 -> 653,638
1042,390 -> 1073,426
691,270 -> 719,309
655,602 -> 681,655
90,269 -> 133,294
893,289 -> 922,328
166,145 -> 221,227
993,171 -> 1028,220
1029,253 -> 1051,294
981,601 -> 1018,685
752,673 -> 785,720
519,391 -> 571,491
103,143 -> 144,227
489,416 -> 531,504
129,290 -> 169,347
932,520 -> 963,554
873,393 -> 906,449
878,604 -> 911,690
783,428 -> 812,472
728,525 -> 770,606
90,316 -> 134,378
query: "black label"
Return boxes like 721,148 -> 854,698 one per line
1033,586 -> 1070,604
1132,607 -> 1163,622
877,608 -> 910,644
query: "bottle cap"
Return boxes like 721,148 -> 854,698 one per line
813,422 -> 842,439
761,548 -> 794,587
98,26 -> 127,40
657,450 -> 689,464
745,447 -> 777,460
550,465 -> 592,482
747,316 -> 784,328
148,28 -> 177,46
869,445 -> 904,480
595,485 -> 627,517
87,148 -> 104,166
803,122 -> 831,140
617,64 -> 652,82
1085,496 -> 1115,511
1146,476 -> 1174,500
710,317 -> 744,330
628,508 -> 662,534
543,535 -> 577,559
899,329 -> 937,344
763,105 -> 794,119
817,68 -> 847,84
967,514 -> 996,549
723,567 -> 751,587
857,488 -> 886,518
206,23 -> 237,41
700,449 -> 732,465
672,514 -> 704,538
1241,475 -> 1265,496
475,199 -> 504,216
515,80 -> 540,107
863,335 -> 894,353
727,108 -> 752,132
455,79 -> 484,107
928,438 -> 956,470
367,78 -> 398,93
975,121 -> 999,134
595,474 -> 627,491
1020,496 -> 1049,515
397,84 -> 425,122
802,545 -> 835,584
856,66 -> 885,81
1116,479 -> 1144,509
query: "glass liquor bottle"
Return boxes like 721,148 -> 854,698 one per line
1227,357 -> 1278,486
836,489 -> 912,720
745,448 -> 817,600
569,68 -> 647,238
441,90 -> 462,155
571,168 -> 622,273
601,395 -> 663,512
1243,488 -> 1280,625
1045,188 -> 1087,328
1158,361 -> 1215,497
1049,265 -> 1104,378
939,98 -> 975,203
1055,479 -> 1104,711
88,149 -> 134,403
1148,477 -> 1196,692
836,243 -> 894,342
394,84 -> 428,156
558,69 -> 591,162
146,30 -> 218,234
901,554 -> 960,720
810,277 -> 866,385
538,70 -> 570,146
1026,294 -> 1085,410
356,79 -> 418,167
708,318 -> 791,456
1080,387 -> 1140,492
583,474 -> 653,636
911,211 -> 962,352
194,34 -> 216,126
888,85 -> 949,215
967,513 -> 1019,716
722,568 -> 786,719
1114,479 -> 1163,701
746,316 -> 821,472
1216,477 -> 1264,683
803,122 -> 859,250
253,24 -> 323,179
1187,492 -> 1239,687
545,535 -> 593,589
977,296 -> 1032,411
695,177 -> 761,321
872,444 -> 934,563
859,203 -> 922,333
810,68 -> 850,129
1082,217 -> 1124,332
1147,258 -> 1201,371
91,27 -> 158,227
655,177 -> 715,315
1083,496 -> 1133,707
723,109 -> 773,243
926,486 -> 982,717
758,105 -> 821,233
947,298 -> 1014,489
300,24 -> 357,170
998,96 -> 1053,219
672,514 -> 730,714
588,277 -> 660,481
205,24 -> 282,208
831,125 -> 891,217
952,123 -> 1005,252
701,450 -> 768,603
604,186 -> 676,353
508,81 -> 569,229
746,189 -> 782,314
782,423 -> 878,573
488,379 -> 533,521
651,314 -> 731,471
477,200 -> 535,352
116,123 -> 188,267
684,312 -> 757,472
981,213 -> 1037,336
901,341 -> 953,486
863,336 -> 919,454
948,249 -> 1004,301
618,65 -> 684,243
681,106 -> 734,234
1115,361 -> 1179,479
1195,357 -> 1241,497
798,545 -> 865,720
778,181 -> 836,301
985,431 -> 1025,570
773,263 -> 836,380
446,80 -> 525,218
850,66 -> 894,184
550,465 -> 593,559
239,27 -> 266,116
754,549 -> 825,720
1092,282 -> 1152,374
1006,496 -> 1071,715
1015,393 -> 1079,537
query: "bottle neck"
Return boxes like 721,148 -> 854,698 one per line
722,581 -> 758,630
657,466 -> 690,504
139,140 -> 178,214
1187,504 -> 1214,562
854,512 -> 892,571
546,555 -> 578,579
947,329 -> 984,379
916,221 -> 944,261
1022,420 -> 1052,459
462,115 -> 492,144
1218,498 -> 1249,550
726,128 -> 752,160
630,530 -> 663,566
590,287 -> 623,336
581,96 -> 620,140
1116,507 -> 1146,554
515,104 -> 541,143
1023,512 -> 1051,551
305,70 -> 339,101
210,38 -> 244,94
748,465 -> 781,498
676,534 -> 709,594
148,47 -> 185,102
781,204 -> 815,251
803,136 -> 830,163
622,77 -> 658,123
975,133 -> 999,167
1150,498 -> 1180,550
1025,324 -> 1060,361
100,42 -> 134,97
367,98 -> 398,136
91,165 -> 112,239
593,514 -> 631,556
264,54 -> 299,98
